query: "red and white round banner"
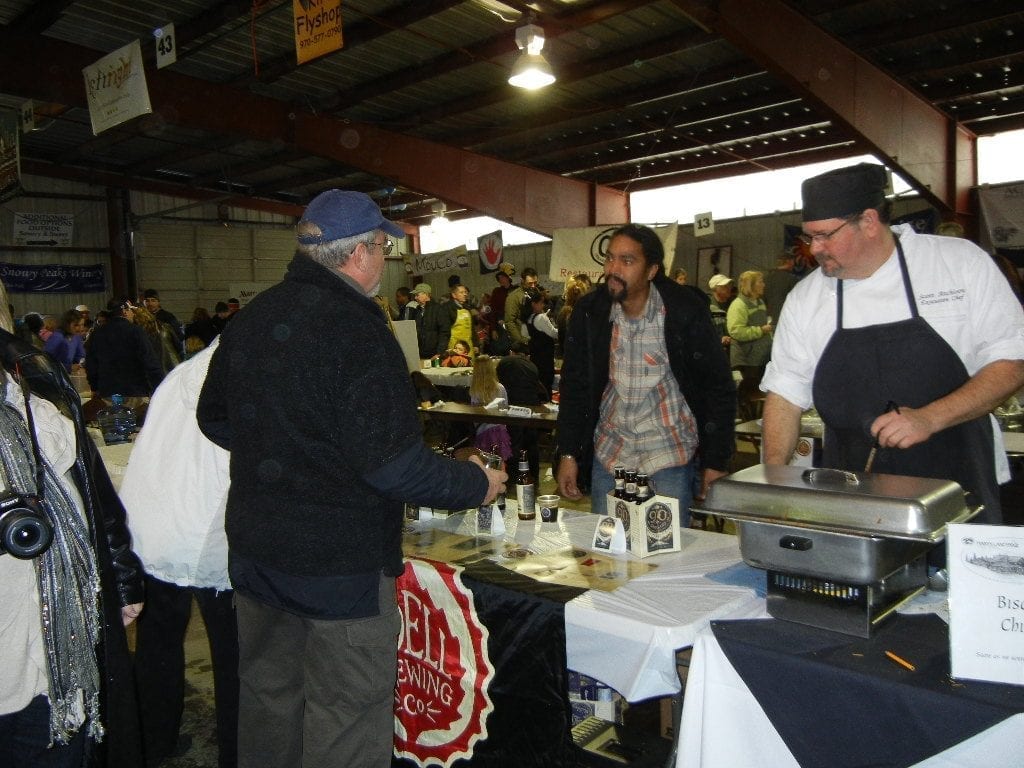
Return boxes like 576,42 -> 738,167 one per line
394,559 -> 495,767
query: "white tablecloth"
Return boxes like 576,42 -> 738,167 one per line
563,522 -> 765,702
412,508 -> 763,703
678,626 -> 1024,768
95,438 -> 134,492
419,367 -> 473,387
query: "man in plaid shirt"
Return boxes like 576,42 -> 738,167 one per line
556,224 -> 736,525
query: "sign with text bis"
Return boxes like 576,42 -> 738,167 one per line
948,523 -> 1024,686
294,0 -> 343,65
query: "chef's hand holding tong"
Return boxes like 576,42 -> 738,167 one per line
864,400 -> 899,472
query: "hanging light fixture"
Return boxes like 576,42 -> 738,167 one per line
430,201 -> 450,234
508,23 -> 555,90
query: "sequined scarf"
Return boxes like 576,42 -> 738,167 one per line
0,395 -> 102,744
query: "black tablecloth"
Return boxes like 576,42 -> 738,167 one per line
712,614 -> 1024,768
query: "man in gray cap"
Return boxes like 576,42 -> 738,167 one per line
196,189 -> 506,768
761,162 -> 1024,524
409,282 -> 451,361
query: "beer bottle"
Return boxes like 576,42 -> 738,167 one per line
636,473 -> 651,505
624,469 -> 638,502
515,449 -> 536,520
613,466 -> 626,498
491,444 -> 506,511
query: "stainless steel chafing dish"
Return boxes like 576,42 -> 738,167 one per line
697,464 -> 980,637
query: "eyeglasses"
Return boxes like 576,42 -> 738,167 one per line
797,217 -> 859,246
368,239 -> 394,256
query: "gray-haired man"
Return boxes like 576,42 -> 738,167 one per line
197,189 -> 506,768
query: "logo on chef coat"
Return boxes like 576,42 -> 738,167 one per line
395,559 -> 495,766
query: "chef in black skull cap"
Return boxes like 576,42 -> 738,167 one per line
761,162 -> 1024,524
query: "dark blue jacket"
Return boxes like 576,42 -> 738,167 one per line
197,254 -> 487,611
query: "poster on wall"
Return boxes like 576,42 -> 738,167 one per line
229,282 -> 275,307
0,110 -> 22,203
0,263 -> 105,293
13,213 -> 73,247
478,230 -> 503,274
696,245 -> 732,289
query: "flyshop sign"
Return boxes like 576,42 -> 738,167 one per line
0,263 -> 106,293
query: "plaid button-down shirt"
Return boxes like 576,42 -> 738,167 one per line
594,288 -> 699,476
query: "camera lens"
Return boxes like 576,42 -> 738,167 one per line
1,510 -> 54,559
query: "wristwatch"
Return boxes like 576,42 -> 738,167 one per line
559,454 -> 576,463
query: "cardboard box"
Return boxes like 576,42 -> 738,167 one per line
567,671 -> 626,725
606,493 -> 682,558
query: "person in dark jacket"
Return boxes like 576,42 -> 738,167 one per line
196,189 -> 505,768
523,288 -> 557,398
84,298 -> 164,398
411,282 -> 450,362
0,296 -> 145,768
556,224 -> 736,524
142,289 -> 183,351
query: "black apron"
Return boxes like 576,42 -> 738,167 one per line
812,238 -> 1001,524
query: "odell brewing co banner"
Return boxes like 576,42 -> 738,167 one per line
82,40 -> 152,135
294,0 -> 343,65
477,230 -> 503,275
0,263 -> 105,293
550,222 -> 678,284
394,559 -> 576,767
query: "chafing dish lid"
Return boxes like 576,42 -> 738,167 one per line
699,465 -> 973,541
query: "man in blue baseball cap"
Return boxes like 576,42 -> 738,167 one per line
197,189 -> 506,768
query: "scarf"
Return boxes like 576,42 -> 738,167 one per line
0,386 -> 102,744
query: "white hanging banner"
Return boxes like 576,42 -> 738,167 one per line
694,211 -> 715,237
82,40 -> 153,135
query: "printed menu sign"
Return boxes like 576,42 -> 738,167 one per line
948,523 -> 1024,686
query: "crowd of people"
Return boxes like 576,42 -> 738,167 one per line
2,165 -> 1022,768
11,293 -> 246,409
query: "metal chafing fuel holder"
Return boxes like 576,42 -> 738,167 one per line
697,465 -> 980,637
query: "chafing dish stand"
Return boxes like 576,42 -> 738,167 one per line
698,465 -> 979,638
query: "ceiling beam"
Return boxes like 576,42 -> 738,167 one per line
0,26 -> 627,233
670,0 -> 977,216
21,159 -> 305,218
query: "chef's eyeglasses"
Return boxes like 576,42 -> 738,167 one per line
367,238 -> 394,256
797,215 -> 860,246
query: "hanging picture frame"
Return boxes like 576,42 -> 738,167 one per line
696,245 -> 732,290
